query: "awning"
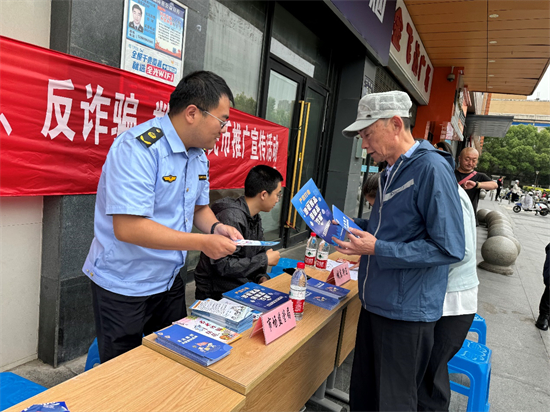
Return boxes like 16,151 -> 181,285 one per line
463,115 -> 514,138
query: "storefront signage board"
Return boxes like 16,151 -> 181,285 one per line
388,0 -> 433,105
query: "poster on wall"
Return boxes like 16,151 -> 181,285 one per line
121,0 -> 187,86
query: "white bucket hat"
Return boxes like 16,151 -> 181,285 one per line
342,91 -> 412,138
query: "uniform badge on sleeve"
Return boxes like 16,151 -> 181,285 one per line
136,127 -> 164,148
163,175 -> 177,183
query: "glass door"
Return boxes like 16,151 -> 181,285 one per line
260,59 -> 328,247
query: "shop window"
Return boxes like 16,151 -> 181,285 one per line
203,1 -> 267,116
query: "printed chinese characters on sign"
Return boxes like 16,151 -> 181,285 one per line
40,78 -> 167,144
389,0 -> 433,104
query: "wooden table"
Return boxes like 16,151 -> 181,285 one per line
321,252 -> 361,367
5,346 -> 245,412
143,262 -> 359,412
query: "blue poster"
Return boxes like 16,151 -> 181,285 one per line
291,179 -> 345,245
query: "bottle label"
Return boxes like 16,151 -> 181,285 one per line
305,248 -> 316,266
315,257 -> 327,269
291,298 -> 304,314
290,285 -> 306,300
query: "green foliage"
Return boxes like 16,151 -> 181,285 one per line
234,92 -> 257,116
266,96 -> 293,128
478,125 -> 550,188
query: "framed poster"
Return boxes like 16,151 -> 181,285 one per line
121,0 -> 187,86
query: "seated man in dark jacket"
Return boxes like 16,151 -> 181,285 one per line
194,165 -> 282,300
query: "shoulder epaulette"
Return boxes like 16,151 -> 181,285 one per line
136,127 -> 164,148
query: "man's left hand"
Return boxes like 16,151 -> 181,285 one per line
463,180 -> 477,190
333,228 -> 377,256
214,223 -> 244,241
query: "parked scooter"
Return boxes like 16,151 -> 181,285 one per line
513,192 -> 549,216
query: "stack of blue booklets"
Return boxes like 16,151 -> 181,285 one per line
222,282 -> 290,313
305,289 -> 340,311
307,278 -> 350,300
190,299 -> 254,333
155,324 -> 232,366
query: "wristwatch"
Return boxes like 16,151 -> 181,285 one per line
210,221 -> 222,234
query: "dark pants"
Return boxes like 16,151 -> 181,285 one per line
91,274 -> 187,363
350,308 -> 437,412
540,284 -> 550,318
417,313 -> 475,411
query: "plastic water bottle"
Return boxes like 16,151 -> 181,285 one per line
315,239 -> 330,269
304,233 -> 318,266
290,262 -> 307,321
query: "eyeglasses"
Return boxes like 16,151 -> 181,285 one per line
195,105 -> 228,129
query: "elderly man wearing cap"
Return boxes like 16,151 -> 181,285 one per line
334,91 -> 465,411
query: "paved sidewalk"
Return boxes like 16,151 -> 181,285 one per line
472,197 -> 550,411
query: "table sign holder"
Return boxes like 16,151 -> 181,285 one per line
326,262 -> 351,286
250,300 -> 296,345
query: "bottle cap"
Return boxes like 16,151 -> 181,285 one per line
297,262 -> 306,269
310,232 -> 316,237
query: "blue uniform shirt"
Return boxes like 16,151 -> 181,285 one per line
83,114 -> 210,296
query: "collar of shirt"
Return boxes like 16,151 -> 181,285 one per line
383,141 -> 419,194
160,115 -> 203,158
385,141 -> 419,175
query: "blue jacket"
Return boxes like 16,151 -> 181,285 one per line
357,140 -> 465,322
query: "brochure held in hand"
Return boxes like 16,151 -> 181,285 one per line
291,179 -> 363,245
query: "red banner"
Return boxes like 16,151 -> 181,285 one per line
0,36 -> 288,196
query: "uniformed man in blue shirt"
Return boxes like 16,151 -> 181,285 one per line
83,71 -> 243,362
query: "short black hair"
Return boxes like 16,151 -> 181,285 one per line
244,165 -> 283,198
169,71 -> 234,116
132,4 -> 142,14
362,173 -> 380,199
435,141 -> 453,154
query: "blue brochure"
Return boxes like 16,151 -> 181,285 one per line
331,205 -> 363,234
305,288 -> 340,311
222,282 -> 289,313
291,179 -> 345,245
155,324 -> 232,366
307,278 -> 350,300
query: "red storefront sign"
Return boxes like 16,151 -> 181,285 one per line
0,36 -> 288,196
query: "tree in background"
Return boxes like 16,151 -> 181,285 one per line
478,125 -> 550,188
233,92 -> 257,116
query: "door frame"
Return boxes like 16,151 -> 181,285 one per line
260,57 -> 330,248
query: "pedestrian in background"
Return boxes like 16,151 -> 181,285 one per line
535,243 -> 550,331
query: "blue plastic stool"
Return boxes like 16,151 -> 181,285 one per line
469,314 -> 487,344
448,339 -> 492,412
84,337 -> 101,371
0,372 -> 47,411
268,258 -> 301,278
